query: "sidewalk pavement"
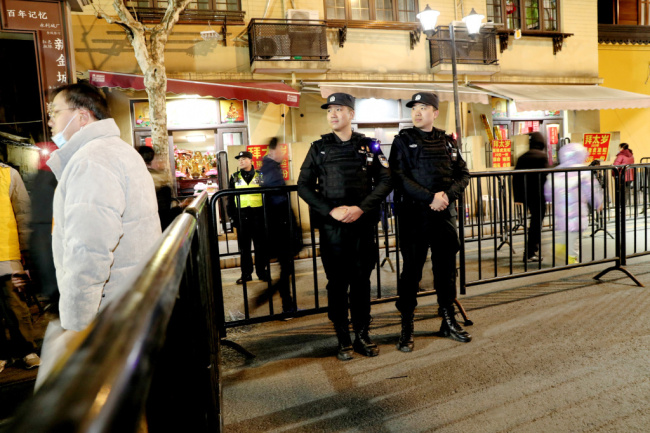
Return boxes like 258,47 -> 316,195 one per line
221,258 -> 650,433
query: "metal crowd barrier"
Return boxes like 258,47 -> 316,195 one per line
212,164 -> 646,334
8,192 -> 222,433
209,187 -> 418,332
457,165 -> 642,291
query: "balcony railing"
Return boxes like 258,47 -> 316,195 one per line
124,6 -> 245,24
598,24 -> 650,44
428,26 -> 498,68
247,19 -> 329,63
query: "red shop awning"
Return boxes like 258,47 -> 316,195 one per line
88,70 -> 301,108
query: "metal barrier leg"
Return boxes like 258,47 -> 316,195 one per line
220,339 -> 256,359
594,266 -> 644,287
454,298 -> 474,326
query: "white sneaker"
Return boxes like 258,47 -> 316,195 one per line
23,353 -> 41,369
0,360 -> 6,374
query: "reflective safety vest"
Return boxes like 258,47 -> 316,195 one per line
234,170 -> 263,208
0,166 -> 21,261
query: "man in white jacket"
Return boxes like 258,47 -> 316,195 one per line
36,82 -> 162,388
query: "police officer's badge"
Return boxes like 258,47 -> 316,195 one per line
378,154 -> 389,168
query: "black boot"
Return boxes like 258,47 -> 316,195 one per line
397,313 -> 414,352
334,323 -> 353,361
353,322 -> 379,357
438,306 -> 472,343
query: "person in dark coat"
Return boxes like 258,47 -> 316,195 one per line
28,142 -> 59,307
256,137 -> 297,314
513,131 -> 549,262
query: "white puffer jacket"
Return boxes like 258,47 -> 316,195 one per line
47,119 -> 162,331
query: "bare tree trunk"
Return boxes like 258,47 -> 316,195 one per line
95,0 -> 194,191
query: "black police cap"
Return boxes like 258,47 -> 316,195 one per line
321,93 -> 355,110
405,92 -> 439,109
235,151 -> 253,159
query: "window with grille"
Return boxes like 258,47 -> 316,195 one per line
487,0 -> 559,31
124,0 -> 244,23
324,0 -> 418,23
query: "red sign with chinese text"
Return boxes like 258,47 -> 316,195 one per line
247,144 -> 290,181
583,133 -> 611,163
1,0 -> 70,94
492,139 -> 512,168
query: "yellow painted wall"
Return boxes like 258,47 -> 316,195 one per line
599,44 -> 650,160
73,0 -> 600,81
496,0 -> 599,79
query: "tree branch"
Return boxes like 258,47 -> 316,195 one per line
160,0 -> 194,37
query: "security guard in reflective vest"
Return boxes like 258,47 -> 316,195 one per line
228,151 -> 269,284
298,93 -> 392,361
389,92 -> 471,352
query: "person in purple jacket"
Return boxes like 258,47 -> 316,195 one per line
544,143 -> 603,264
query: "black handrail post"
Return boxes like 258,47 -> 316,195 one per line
458,193 -> 466,295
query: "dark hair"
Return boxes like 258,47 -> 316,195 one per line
137,146 -> 155,164
50,82 -> 111,120
528,132 -> 545,151
268,137 -> 278,150
620,143 -> 629,150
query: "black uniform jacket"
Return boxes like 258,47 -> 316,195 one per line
297,132 -> 393,220
389,127 -> 469,210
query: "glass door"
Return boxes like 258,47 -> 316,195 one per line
218,127 -> 248,148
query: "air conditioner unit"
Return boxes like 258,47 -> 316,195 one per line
286,9 -> 319,21
255,35 -> 291,60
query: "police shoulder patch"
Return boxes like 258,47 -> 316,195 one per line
378,154 -> 389,168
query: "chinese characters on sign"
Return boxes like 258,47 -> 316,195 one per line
247,144 -> 290,181
583,133 -> 611,163
546,124 -> 559,165
492,139 -> 512,168
2,0 -> 69,92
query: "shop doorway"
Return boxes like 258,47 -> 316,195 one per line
0,31 -> 45,175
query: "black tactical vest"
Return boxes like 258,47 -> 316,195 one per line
398,127 -> 457,197
312,133 -> 376,205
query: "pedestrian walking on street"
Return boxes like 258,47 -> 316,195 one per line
513,132 -> 549,263
227,150 -> 269,284
298,93 -> 392,361
613,142 -> 634,203
388,92 -> 472,353
544,143 -> 603,264
257,137 -> 299,314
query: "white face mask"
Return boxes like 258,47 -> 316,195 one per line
52,114 -> 77,148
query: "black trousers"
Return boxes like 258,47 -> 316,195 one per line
267,208 -> 295,310
396,206 -> 459,315
319,219 -> 376,328
235,207 -> 268,278
524,198 -> 546,258
0,275 -> 37,359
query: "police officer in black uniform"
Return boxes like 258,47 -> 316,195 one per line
297,93 -> 392,361
389,92 -> 471,352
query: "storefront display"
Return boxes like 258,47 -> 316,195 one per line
131,97 -> 248,195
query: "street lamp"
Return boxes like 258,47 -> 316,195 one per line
417,5 -> 484,295
417,5 -> 485,152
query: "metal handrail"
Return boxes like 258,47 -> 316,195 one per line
7,213 -> 198,432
